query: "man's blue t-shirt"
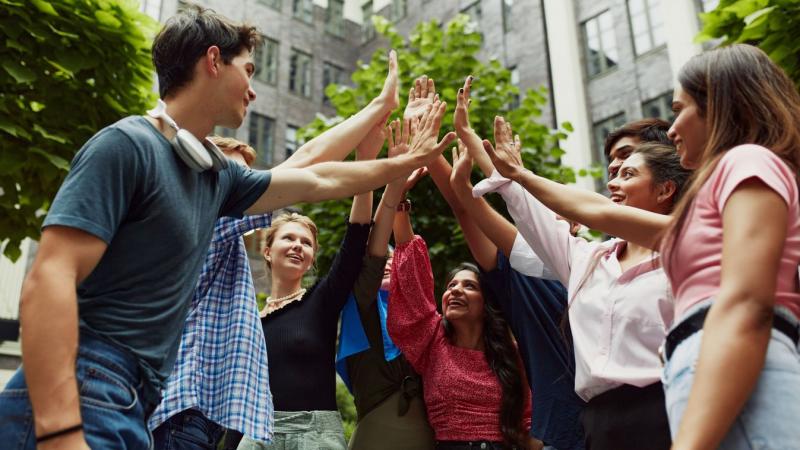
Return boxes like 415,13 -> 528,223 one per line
483,251 -> 586,450
42,116 -> 271,401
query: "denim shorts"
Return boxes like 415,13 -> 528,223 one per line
0,332 -> 157,450
237,410 -> 346,450
661,300 -> 800,449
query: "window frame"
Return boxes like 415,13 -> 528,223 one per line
289,49 -> 313,99
322,61 -> 345,106
582,10 -> 620,78
641,91 -> 675,122
326,0 -> 345,37
253,37 -> 279,86
292,0 -> 313,23
626,0 -> 666,56
248,113 -> 275,167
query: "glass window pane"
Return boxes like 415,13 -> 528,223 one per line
249,114 -> 274,166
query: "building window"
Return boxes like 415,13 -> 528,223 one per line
285,125 -> 302,160
698,0 -> 719,12
583,11 -> 619,77
509,66 -> 520,110
292,0 -> 313,23
362,1 -> 376,43
322,62 -> 345,106
248,113 -> 275,167
461,0 -> 482,25
326,0 -> 345,37
502,0 -> 513,33
642,92 -> 675,122
254,37 -> 279,86
593,113 -> 627,167
213,126 -> 238,139
289,49 -> 312,98
627,0 -> 665,55
390,0 -> 407,22
257,0 -> 281,10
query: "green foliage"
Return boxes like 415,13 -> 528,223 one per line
336,378 -> 357,441
697,0 -> 800,86
299,15 -> 573,292
0,0 -> 158,261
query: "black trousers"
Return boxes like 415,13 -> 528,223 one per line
581,382 -> 671,450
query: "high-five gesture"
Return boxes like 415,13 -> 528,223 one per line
404,75 -> 437,120
386,118 -> 412,158
407,99 -> 457,165
377,50 -> 400,112
483,116 -> 525,180
386,118 -> 429,192
453,76 -> 474,133
450,140 -> 474,191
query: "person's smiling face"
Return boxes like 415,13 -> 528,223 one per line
441,270 -> 485,325
668,85 -> 708,169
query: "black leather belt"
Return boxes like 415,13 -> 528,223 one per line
664,306 -> 800,361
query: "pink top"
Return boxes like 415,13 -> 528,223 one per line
474,172 -> 673,401
387,236 -> 532,442
665,145 -> 800,320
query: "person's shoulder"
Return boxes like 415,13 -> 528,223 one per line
80,116 -> 162,158
721,144 -> 784,168
111,116 -> 167,147
716,144 -> 796,183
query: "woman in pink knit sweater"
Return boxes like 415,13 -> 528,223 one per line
385,121 -> 536,450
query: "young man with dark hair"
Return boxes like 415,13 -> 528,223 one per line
0,5 -> 454,449
603,118 -> 671,179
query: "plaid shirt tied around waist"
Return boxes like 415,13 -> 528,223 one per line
149,214 -> 274,443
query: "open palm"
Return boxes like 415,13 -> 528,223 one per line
404,76 -> 436,120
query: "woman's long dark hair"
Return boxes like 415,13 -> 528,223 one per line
442,262 -> 527,448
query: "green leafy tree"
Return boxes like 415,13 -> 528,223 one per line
0,0 -> 158,261
299,15 -> 574,290
697,0 -> 800,86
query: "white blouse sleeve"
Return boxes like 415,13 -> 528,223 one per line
473,170 -> 577,285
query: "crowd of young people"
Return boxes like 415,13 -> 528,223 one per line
0,4 -> 799,450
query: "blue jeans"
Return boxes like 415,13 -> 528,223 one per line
152,409 -> 233,450
0,332 -> 157,450
662,302 -> 800,449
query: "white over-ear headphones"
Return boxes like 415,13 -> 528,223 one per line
147,99 -> 228,172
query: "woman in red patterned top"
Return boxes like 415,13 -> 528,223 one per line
385,119 -> 536,450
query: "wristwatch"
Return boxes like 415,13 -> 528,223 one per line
397,199 -> 412,212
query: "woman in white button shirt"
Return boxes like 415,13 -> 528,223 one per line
473,123 -> 691,450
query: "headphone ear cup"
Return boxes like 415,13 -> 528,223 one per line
175,129 -> 213,171
170,138 -> 206,172
204,139 -> 229,172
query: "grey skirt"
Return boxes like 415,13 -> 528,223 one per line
238,410 -> 346,450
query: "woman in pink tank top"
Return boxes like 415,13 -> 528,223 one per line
483,44 -> 800,449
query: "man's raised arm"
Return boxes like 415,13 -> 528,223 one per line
247,100 -> 456,215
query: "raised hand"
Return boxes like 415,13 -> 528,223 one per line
453,75 -> 474,133
450,140 -> 474,191
377,50 -> 400,112
386,118 -> 412,158
403,166 -> 428,195
404,76 -> 436,120
483,116 -> 525,180
407,99 -> 457,165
